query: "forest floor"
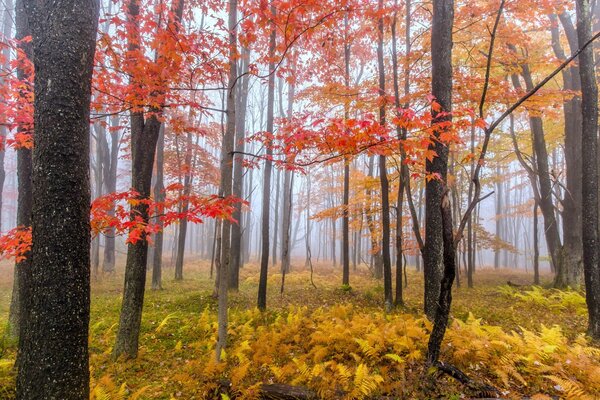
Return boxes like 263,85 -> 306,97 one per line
0,259 -> 597,399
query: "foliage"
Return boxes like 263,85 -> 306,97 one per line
1,265 -> 595,400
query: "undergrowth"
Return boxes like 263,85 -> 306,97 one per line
0,262 -> 597,399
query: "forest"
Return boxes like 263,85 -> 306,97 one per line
0,0 -> 600,398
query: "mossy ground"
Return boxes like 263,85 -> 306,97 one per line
0,258 -> 594,399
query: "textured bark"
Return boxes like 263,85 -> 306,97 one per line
114,0 -> 185,359
16,1 -> 98,398
8,0 -> 31,343
424,0 -> 453,319
427,190 -> 455,365
577,0 -> 600,339
377,0 -> 392,310
257,7 -> 276,311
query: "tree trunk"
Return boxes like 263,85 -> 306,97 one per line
114,0 -> 185,359
0,0 -> 13,232
551,13 -> 583,288
17,1 -> 98,397
281,75 -> 295,276
152,123 -> 165,290
424,0 -> 453,320
8,0 -> 31,343
377,0 -> 393,310
229,45 -> 250,290
257,6 -> 277,311
511,65 -> 563,279
577,0 -> 600,339
102,117 -> 119,273
216,0 -> 237,361
175,130 -> 194,281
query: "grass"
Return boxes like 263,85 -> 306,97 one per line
0,257 -> 595,399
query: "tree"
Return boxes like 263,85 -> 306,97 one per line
423,0 -> 453,320
114,0 -> 186,359
216,0 -> 238,361
577,0 -> 600,339
7,0 -> 31,342
16,0 -> 98,397
376,0 -> 392,310
257,5 -> 277,311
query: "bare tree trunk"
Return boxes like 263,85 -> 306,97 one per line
175,129 -> 194,281
510,65 -> 563,279
152,123 -> 165,290
577,0 -> 600,338
229,45 -> 250,290
17,1 -> 98,397
552,13 -> 583,288
424,0 -> 453,320
376,0 -> 392,310
494,166 -> 503,269
257,6 -> 277,311
0,0 -> 13,232
215,0 -> 237,361
8,0 -> 31,342
102,116 -> 119,274
114,0 -> 185,359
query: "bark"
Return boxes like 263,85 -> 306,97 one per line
467,124 -> 475,287
229,45 -> 250,290
552,13 -> 583,288
365,155 -> 383,278
424,0 -> 453,319
216,0 -> 237,361
377,0 -> 392,310
494,166 -> 503,269
257,6 -> 276,311
102,117 -> 119,273
391,0 -> 410,307
577,0 -> 600,339
8,0 -> 31,343
16,1 -> 98,398
92,123 -> 104,276
114,0 -> 185,359
281,74 -> 295,276
533,201 -> 540,285
0,0 -> 13,232
175,129 -> 194,281
152,123 -> 165,290
342,12 -> 351,287
427,190 -> 455,365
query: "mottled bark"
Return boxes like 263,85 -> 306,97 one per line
17,1 -> 98,398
